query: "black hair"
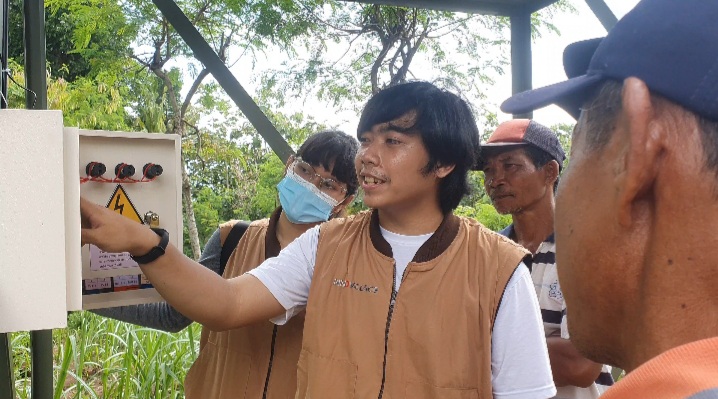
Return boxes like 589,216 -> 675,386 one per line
297,130 -> 360,196
523,145 -> 561,193
584,79 -> 718,183
356,81 -> 481,214
580,80 -> 623,151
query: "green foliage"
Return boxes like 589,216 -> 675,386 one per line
551,122 -> 574,170
9,0 -> 135,82
6,60 -> 132,130
455,204 -> 512,232
11,312 -> 200,398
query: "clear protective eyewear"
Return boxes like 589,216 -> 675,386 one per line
291,157 -> 348,201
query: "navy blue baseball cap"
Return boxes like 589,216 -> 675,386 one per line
501,0 -> 718,122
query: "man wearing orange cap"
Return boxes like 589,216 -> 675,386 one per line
480,119 -> 613,399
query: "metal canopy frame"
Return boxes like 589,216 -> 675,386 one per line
2,0 -> 618,397
344,0 -> 560,16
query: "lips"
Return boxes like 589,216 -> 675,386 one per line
360,170 -> 387,188
490,193 -> 513,201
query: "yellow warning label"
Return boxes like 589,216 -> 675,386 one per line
105,184 -> 143,224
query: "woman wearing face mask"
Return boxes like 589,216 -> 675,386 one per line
93,130 -> 359,398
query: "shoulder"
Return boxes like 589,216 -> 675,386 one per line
459,216 -> 527,253
218,218 -> 269,245
315,211 -> 373,250
320,211 -> 371,232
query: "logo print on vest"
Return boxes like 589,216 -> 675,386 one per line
332,279 -> 379,294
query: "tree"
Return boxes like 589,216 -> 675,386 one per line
9,0 -> 136,82
260,1 -> 574,116
122,0 -> 337,259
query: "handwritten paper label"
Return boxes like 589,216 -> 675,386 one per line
89,244 -> 138,271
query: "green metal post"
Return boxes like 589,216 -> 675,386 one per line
1,0 -> 16,396
510,10 -> 532,119
24,0 -> 52,397
0,334 -> 14,399
585,0 -> 618,32
24,0 -> 46,109
152,0 -> 294,163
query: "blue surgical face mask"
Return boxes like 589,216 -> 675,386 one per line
277,169 -> 340,224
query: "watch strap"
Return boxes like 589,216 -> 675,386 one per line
131,228 -> 169,265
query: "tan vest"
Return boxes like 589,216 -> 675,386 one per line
185,208 -> 305,399
296,211 -> 528,399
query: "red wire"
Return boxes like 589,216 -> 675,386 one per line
79,163 -> 157,184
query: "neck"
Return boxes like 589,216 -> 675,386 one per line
511,197 -> 555,254
376,203 -> 445,235
276,210 -> 317,248
620,251 -> 718,372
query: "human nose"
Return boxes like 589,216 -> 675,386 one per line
485,169 -> 505,188
358,141 -> 379,167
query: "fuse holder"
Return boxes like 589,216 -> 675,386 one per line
115,163 -> 135,179
143,163 -> 163,179
85,162 -> 106,178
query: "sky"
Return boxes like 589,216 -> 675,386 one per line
502,0 -> 640,127
222,0 -> 642,140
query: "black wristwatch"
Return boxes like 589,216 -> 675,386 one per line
131,228 -> 169,264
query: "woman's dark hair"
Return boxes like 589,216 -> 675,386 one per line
297,130 -> 360,196
356,81 -> 481,214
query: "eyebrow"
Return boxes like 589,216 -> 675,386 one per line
378,122 -> 416,134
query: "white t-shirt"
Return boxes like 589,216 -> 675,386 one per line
248,225 -> 556,399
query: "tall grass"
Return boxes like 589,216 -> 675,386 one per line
10,312 -> 201,399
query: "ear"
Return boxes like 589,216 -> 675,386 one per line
617,77 -> 665,228
543,159 -> 560,187
284,155 -> 295,173
332,194 -> 356,218
434,163 -> 456,179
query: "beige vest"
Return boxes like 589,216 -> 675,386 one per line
296,211 -> 528,399
185,209 -> 305,399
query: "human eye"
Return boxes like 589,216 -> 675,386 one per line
320,180 -> 339,194
297,163 -> 313,176
386,136 -> 402,145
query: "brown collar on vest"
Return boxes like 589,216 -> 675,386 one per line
369,210 -> 461,263
265,207 -> 282,258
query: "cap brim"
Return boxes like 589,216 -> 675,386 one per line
481,142 -> 526,147
500,74 -> 604,120
475,143 -> 529,171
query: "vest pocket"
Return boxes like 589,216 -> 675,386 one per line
404,380 -> 480,399
296,349 -> 357,399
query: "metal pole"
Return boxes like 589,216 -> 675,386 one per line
24,0 -> 52,398
152,0 -> 294,163
24,0 -> 46,109
510,10 -> 532,119
1,0 -> 8,108
585,0 -> 618,32
0,334 -> 14,399
1,1 -> 16,397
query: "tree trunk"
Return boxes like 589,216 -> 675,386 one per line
181,159 -> 202,260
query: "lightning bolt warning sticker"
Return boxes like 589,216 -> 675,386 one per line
105,184 -> 143,224
87,185 -> 144,272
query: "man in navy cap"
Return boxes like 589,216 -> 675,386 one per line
502,0 -> 718,397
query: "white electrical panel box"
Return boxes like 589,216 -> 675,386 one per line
65,129 -> 182,310
0,110 -> 68,333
